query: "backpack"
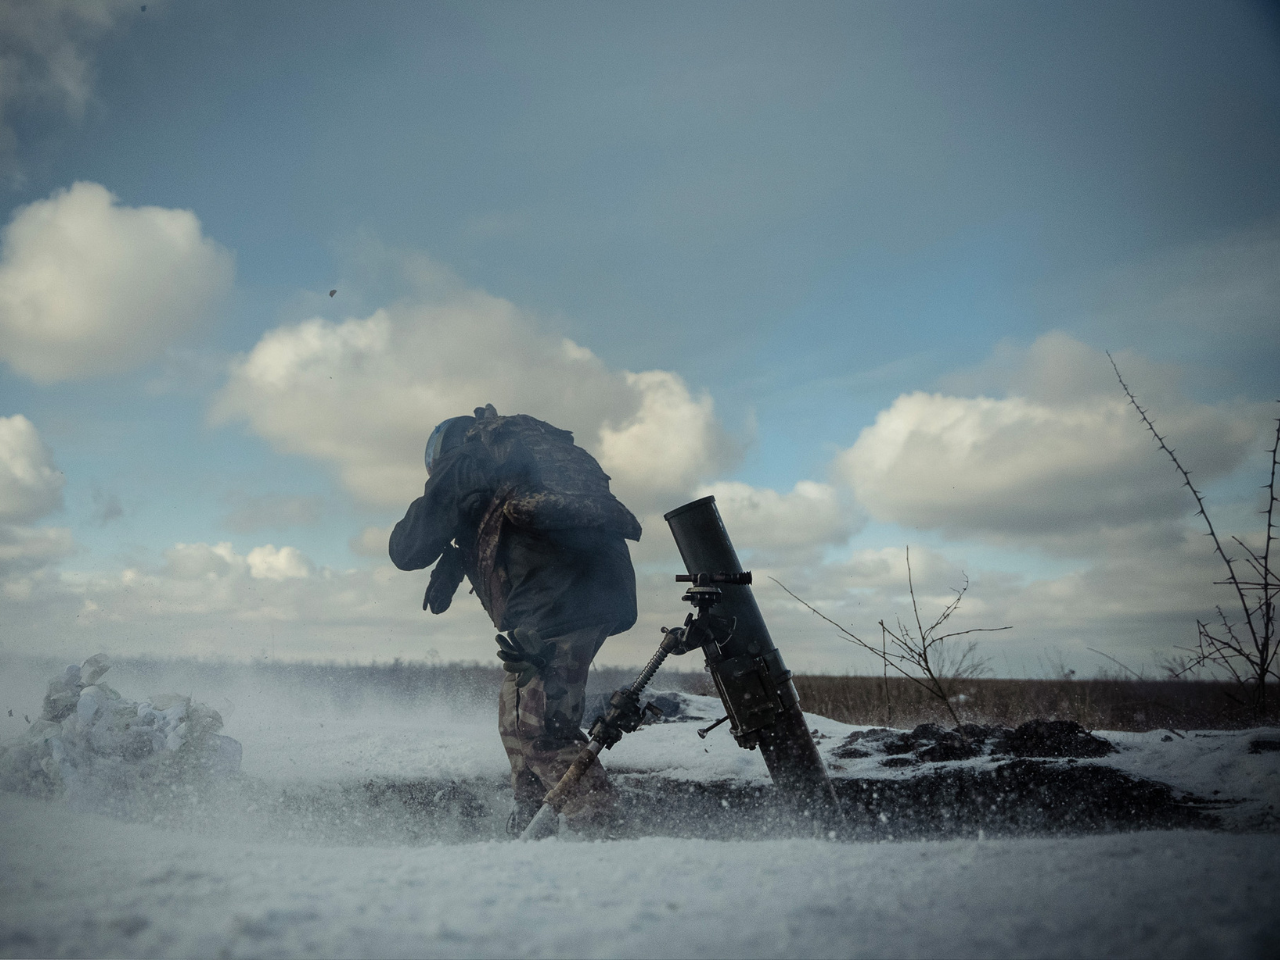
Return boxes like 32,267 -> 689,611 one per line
464,406 -> 642,542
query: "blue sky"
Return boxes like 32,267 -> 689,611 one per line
1,0 -> 1278,675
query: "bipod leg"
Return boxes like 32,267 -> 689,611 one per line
520,741 -> 604,840
520,632 -> 678,840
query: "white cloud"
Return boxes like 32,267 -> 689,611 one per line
159,541 -> 313,582
2,535 -> 497,663
0,182 -> 234,383
161,542 -> 244,581
839,334 -> 1262,546
350,525 -> 392,558
0,414 -> 64,522
692,480 -> 857,556
0,415 -> 73,600
0,2 -> 136,183
246,544 -> 312,581
598,371 -> 723,503
212,259 -> 731,514
0,523 -> 74,572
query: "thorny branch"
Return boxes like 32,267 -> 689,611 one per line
1110,353 -> 1278,716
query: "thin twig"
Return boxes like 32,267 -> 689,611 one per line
933,625 -> 1014,642
1087,647 -> 1145,681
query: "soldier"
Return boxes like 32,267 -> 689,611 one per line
389,405 -> 641,835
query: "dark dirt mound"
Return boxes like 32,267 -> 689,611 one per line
833,719 -> 1115,764
918,732 -> 984,762
831,727 -> 894,759
994,720 -> 1116,758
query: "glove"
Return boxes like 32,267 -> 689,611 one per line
424,544 -> 466,614
495,627 -> 551,688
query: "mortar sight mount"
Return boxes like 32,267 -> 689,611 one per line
662,571 -> 749,655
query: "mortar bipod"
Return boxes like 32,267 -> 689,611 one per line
518,571 -> 750,840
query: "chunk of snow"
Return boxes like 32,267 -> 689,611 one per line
0,654 -> 241,807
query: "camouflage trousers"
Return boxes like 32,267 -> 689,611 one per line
497,622 -> 613,821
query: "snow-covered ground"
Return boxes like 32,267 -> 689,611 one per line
2,656 -> 1279,958
3,792 -> 1277,960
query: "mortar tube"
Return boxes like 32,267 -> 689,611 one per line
664,495 -> 844,834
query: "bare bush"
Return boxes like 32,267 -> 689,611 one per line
1111,355 -> 1279,718
774,547 -> 1010,725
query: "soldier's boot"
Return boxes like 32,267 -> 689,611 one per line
506,798 -> 542,838
506,768 -> 544,838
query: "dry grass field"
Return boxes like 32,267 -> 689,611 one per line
786,674 -> 1277,731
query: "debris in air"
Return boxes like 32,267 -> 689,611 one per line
329,289 -> 337,297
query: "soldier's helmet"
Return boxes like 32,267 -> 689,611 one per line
424,416 -> 476,475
